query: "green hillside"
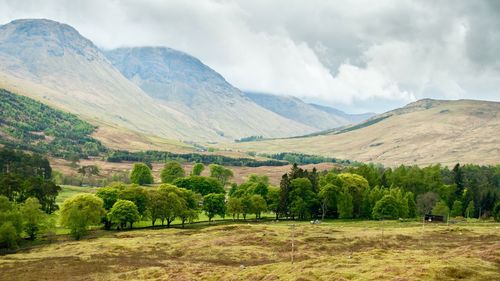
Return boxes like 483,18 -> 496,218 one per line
0,89 -> 106,158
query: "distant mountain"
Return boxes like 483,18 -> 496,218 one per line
225,99 -> 500,166
244,92 -> 374,130
0,19 -> 312,144
104,47 -> 313,140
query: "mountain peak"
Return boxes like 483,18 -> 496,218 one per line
0,18 -> 99,60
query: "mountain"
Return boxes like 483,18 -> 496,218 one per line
0,19 -> 312,144
223,99 -> 500,166
244,92 -> 373,130
104,47 -> 313,140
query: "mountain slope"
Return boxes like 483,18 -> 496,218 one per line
308,103 -> 375,124
243,92 -> 363,130
222,99 -> 500,166
104,47 -> 313,140
0,19 -> 312,144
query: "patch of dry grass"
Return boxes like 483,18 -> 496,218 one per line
0,221 -> 498,280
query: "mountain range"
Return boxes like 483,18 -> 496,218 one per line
0,19 -> 368,144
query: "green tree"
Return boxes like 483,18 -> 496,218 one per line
202,193 -> 226,222
432,201 -> 450,220
209,164 -> 234,186
227,197 -> 243,220
289,178 -> 317,220
337,173 -> 369,218
20,197 -> 48,240
406,192 -> 417,218
0,196 -> 23,248
173,176 -> 224,195
96,187 -> 119,210
267,187 -> 280,220
160,161 -> 185,183
191,163 -> 205,176
118,186 -> 147,216
337,191 -> 353,219
250,194 -> 267,219
145,189 -> 167,226
319,183 -> 337,220
108,200 -> 140,229
60,194 -> 105,240
77,165 -> 100,186
416,192 -> 439,215
465,200 -> 475,218
492,202 -> 500,222
178,188 -> 200,227
129,163 -> 154,185
450,200 -> 463,217
372,195 -> 401,219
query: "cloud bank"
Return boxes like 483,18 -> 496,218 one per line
1,0 -> 499,112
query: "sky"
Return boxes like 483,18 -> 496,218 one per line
1,0 -> 499,113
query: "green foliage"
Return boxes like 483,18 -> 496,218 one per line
372,195 -> 401,219
107,150 -> 287,167
493,202 -> 500,222
108,200 -> 140,229
191,163 -> 204,176
289,178 -> 317,220
202,193 -> 226,222
0,196 -> 22,248
209,164 -> 234,186
250,194 -> 267,219
416,192 -> 439,215
129,163 -> 154,185
227,197 -> 243,219
160,161 -> 185,183
96,187 -> 119,210
465,200 -> 475,218
173,176 -> 224,196
432,201 -> 450,220
337,191 -> 353,219
0,149 -> 61,213
263,152 -> 349,165
450,200 -> 463,217
20,197 -> 49,240
118,186 -> 147,216
59,194 -> 105,240
0,89 -> 106,158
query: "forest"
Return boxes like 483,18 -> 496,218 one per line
1,147 -> 499,249
0,89 -> 106,159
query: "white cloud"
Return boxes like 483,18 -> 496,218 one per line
0,0 -> 499,112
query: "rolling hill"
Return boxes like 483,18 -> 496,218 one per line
220,99 -> 500,166
0,19 -> 313,144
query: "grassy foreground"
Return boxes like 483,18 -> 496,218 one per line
0,220 -> 498,281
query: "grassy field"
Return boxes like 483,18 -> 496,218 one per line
0,219 -> 498,281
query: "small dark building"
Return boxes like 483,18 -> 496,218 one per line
424,214 -> 445,222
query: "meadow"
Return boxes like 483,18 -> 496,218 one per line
0,215 -> 498,280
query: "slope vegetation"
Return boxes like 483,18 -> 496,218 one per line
222,99 -> 500,166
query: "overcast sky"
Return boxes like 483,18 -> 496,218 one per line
1,0 -> 499,113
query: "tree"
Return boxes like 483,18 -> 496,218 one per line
145,189 -> 167,226
178,188 -> 200,227
108,200 -> 140,229
372,195 -> 400,220
173,176 -> 224,196
77,165 -> 100,186
406,192 -> 417,218
337,191 -> 353,219
432,201 -> 450,220
191,163 -> 204,176
96,187 -> 119,210
492,202 -> 500,222
20,197 -> 48,240
118,186 -> 147,216
209,164 -> 233,186
161,191 -> 184,227
319,183 -> 337,220
416,192 -> 439,215
289,178 -> 317,220
160,161 -> 185,183
466,200 -> 475,218
0,196 -> 22,248
450,200 -> 463,217
336,173 -> 369,218
202,193 -> 226,222
267,187 -> 280,220
129,163 -> 154,185
60,194 -> 105,240
227,197 -> 243,220
250,194 -> 267,219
